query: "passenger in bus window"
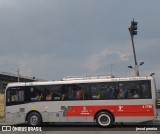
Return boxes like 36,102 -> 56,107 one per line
61,94 -> 65,101
35,93 -> 40,100
60,86 -> 67,101
38,93 -> 44,101
11,94 -> 16,101
46,92 -> 52,100
117,89 -> 124,99
83,89 -> 88,100
92,89 -> 101,100
132,90 -> 139,98
75,88 -> 82,100
11,92 -> 18,101
31,92 -> 40,101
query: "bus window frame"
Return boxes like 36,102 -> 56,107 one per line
6,86 -> 25,106
5,80 -> 152,106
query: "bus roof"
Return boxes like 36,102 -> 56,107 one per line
6,76 -> 153,88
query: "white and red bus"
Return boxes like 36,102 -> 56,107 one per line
4,76 -> 157,127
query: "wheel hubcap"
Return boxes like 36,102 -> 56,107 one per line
30,115 -> 38,125
98,114 -> 110,126
100,116 -> 109,124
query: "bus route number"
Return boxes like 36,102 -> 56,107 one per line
142,105 -> 152,109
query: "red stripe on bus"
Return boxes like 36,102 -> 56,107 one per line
66,105 -> 154,117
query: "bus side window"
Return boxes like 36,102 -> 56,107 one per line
141,82 -> 151,99
126,90 -> 132,99
91,87 -> 101,100
31,92 -> 40,101
8,91 -> 13,102
79,84 -> 90,100
105,85 -> 115,99
132,90 -> 140,99
49,85 -> 66,101
10,90 -> 24,102
117,83 -> 125,99
6,87 -> 25,106
29,86 -> 45,101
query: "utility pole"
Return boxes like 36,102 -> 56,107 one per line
17,68 -> 20,82
128,19 -> 139,76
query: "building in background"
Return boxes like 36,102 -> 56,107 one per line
0,72 -> 41,93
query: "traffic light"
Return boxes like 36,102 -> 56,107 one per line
129,19 -> 138,36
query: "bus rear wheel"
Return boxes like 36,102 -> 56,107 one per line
96,112 -> 114,127
27,112 -> 42,126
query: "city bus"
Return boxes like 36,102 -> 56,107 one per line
4,75 -> 157,127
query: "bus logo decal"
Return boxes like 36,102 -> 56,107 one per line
82,106 -> 87,112
118,106 -> 124,112
81,106 -> 90,115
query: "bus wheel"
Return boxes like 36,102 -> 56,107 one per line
27,112 -> 42,126
96,112 -> 113,127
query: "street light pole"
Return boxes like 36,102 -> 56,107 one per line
128,19 -> 139,76
129,31 -> 139,76
128,62 -> 144,75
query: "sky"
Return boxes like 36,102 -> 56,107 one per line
0,0 -> 160,88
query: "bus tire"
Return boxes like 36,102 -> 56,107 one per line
27,112 -> 42,126
96,112 -> 113,127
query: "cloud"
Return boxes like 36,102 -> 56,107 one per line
82,37 -> 160,77
0,54 -> 54,77
82,42 -> 131,72
117,51 -> 131,61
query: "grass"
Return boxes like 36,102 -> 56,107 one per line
0,94 -> 4,118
